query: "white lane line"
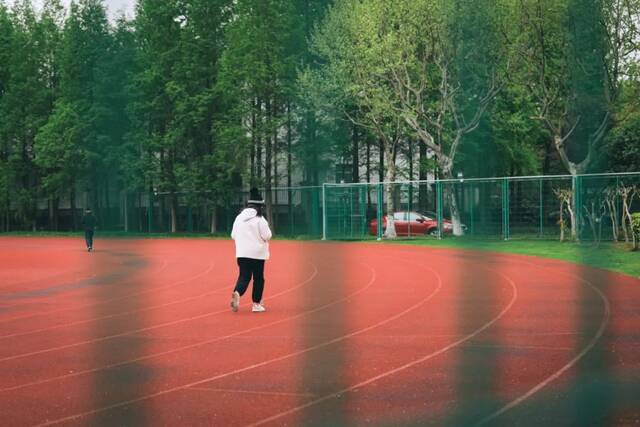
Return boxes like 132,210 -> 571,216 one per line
0,270 -> 235,340
32,261 -> 372,426
473,265 -> 611,426
187,387 -> 316,398
1,263 -> 319,393
0,259 -> 173,324
247,265 -> 517,427
0,264 -> 229,362
460,343 -> 573,351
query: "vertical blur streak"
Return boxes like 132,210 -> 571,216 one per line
299,242 -> 348,426
569,263 -> 612,427
90,241 -> 150,426
446,250 -> 501,427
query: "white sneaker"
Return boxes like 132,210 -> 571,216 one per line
230,291 -> 240,312
252,303 -> 266,312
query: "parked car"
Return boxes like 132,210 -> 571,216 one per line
369,211 -> 466,236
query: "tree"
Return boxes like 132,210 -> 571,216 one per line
511,0 -> 638,176
309,0 -> 504,237
131,0 -> 186,232
217,0 -> 298,229
2,0 -> 54,230
54,0 -> 118,228
0,4 -> 14,231
172,0 -> 232,233
34,101 -> 87,223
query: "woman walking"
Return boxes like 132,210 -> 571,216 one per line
230,188 -> 272,313
82,208 -> 96,252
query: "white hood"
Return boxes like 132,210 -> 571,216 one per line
231,208 -> 272,260
237,208 -> 258,222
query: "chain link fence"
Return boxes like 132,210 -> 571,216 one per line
322,172 -> 640,242
1,172 -> 639,242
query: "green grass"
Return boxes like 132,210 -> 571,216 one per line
378,238 -> 640,278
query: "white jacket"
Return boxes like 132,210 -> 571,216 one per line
231,208 -> 272,260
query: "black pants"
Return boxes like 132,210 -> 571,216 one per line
85,230 -> 94,249
234,257 -> 265,303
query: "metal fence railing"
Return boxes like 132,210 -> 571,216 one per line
0,186 -> 325,238
1,172 -> 639,242
322,172 -> 640,242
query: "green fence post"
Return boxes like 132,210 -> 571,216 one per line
321,185 -> 326,240
436,180 -> 443,239
340,189 -> 346,237
148,191 -> 153,233
360,186 -> 366,236
311,186 -> 318,238
539,179 -> 543,238
574,175 -> 583,240
349,187 -> 354,238
289,188 -> 294,236
377,183 -> 383,240
469,184 -> 475,236
502,179 -> 510,240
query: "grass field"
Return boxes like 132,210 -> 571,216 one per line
382,238 -> 640,278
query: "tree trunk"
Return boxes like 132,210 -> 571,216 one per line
265,98 -> 274,228
256,99 -> 263,182
352,125 -> 359,183
621,208 -> 629,242
408,140 -> 414,220
628,208 -> 637,250
210,205 -> 217,234
446,189 -> 463,236
567,200 -> 577,241
48,198 -> 55,231
70,188 -> 77,231
419,141 -> 428,212
287,103 -> 292,231
605,197 -> 618,241
251,98 -> 257,185
138,192 -> 143,232
273,102 -> 279,231
170,192 -> 177,233
378,138 -> 384,183
622,191 -> 636,248
287,103 -> 292,189
158,193 -> 165,232
559,200 -> 565,242
383,147 -> 397,239
123,191 -> 129,232
440,162 -> 464,236
366,136 -> 371,209
621,192 -> 630,243
3,187 -> 9,231
104,179 -> 110,230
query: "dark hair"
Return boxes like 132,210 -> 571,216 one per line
246,187 -> 264,216
247,203 -> 263,217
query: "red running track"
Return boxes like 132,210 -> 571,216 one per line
0,237 -> 638,426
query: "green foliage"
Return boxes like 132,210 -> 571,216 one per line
0,0 -> 639,233
606,81 -> 640,172
632,213 -> 640,237
34,101 -> 86,197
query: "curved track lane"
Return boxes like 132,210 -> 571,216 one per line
0,237 -> 637,427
